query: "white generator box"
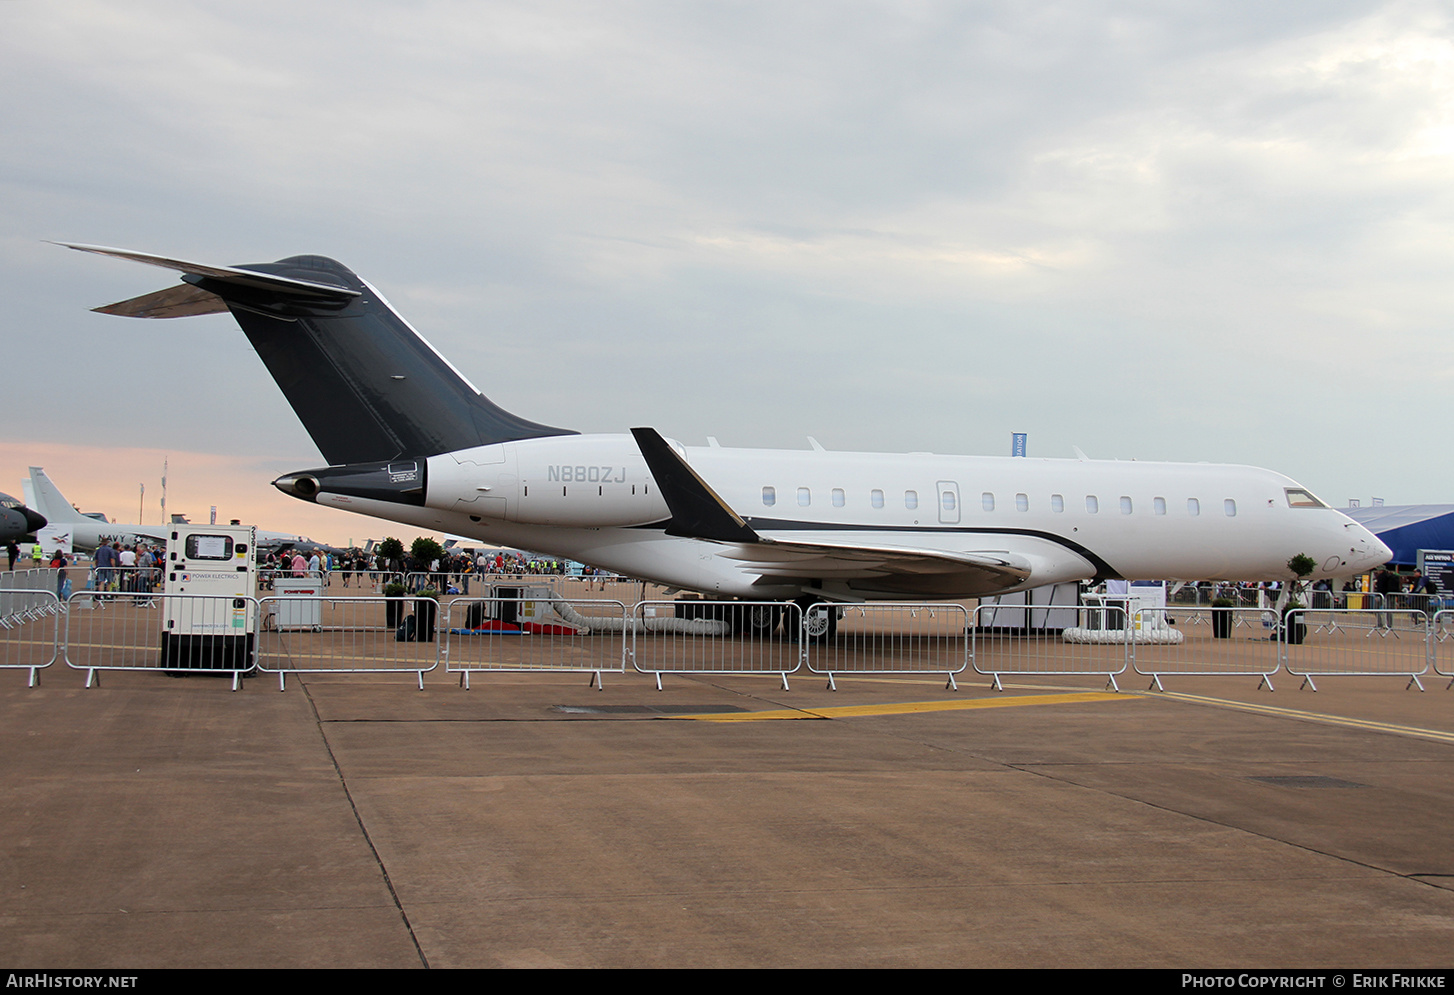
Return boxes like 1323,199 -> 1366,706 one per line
271,577 -> 324,631
161,524 -> 257,671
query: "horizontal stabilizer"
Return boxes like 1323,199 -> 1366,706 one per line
56,243 -> 359,305
631,428 -> 759,543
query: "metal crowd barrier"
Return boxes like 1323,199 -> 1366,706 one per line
1130,607 -> 1280,690
553,576 -> 651,607
2,568 -> 61,595
630,600 -> 802,690
1433,610 -> 1454,689
0,589 -> 62,686
971,600 -> 1131,691
444,595 -> 628,689
81,564 -> 164,594
805,602 -> 969,690
1283,608 -> 1431,691
257,595 -> 441,690
65,591 -> 260,691
323,569 -> 406,592
1,579 -> 65,625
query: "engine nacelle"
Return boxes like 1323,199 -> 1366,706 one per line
426,434 -> 671,527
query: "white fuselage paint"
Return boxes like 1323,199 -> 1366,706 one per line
310,433 -> 1391,601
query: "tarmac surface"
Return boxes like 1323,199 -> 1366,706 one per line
3,647 -> 1454,968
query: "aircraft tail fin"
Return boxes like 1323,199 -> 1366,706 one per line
60,243 -> 577,465
27,468 -> 86,525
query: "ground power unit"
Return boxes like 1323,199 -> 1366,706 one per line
161,524 -> 257,672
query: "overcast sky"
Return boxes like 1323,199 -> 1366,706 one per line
4,1 -> 1451,545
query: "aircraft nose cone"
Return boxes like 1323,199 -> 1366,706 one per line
24,508 -> 47,532
1371,535 -> 1393,567
1348,524 -> 1392,571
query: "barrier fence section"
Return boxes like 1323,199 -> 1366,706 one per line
554,576 -> 651,608
3,568 -> 61,595
1130,607 -> 1281,691
630,600 -> 802,691
258,569 -> 406,592
1433,610 -> 1454,688
971,601 -> 1130,691
65,591 -> 260,691
444,596 -> 628,689
804,602 -> 969,690
1283,607 -> 1431,691
0,588 -> 61,686
257,595 -> 442,690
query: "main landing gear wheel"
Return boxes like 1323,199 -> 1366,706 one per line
742,603 -> 781,636
789,597 -> 838,642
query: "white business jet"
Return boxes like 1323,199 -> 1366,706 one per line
59,243 -> 1390,625
27,465 -> 312,554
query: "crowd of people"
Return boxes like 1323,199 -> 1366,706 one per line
254,545 -> 622,594
40,541 -> 163,600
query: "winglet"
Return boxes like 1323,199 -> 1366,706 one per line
630,428 -> 759,543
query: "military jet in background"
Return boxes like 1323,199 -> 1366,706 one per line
0,493 -> 46,544
26,466 -> 313,553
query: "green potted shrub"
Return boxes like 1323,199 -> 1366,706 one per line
410,536 -> 445,568
1281,554 -> 1316,646
377,536 -> 404,571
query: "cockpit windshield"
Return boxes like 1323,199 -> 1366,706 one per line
1285,488 -> 1328,509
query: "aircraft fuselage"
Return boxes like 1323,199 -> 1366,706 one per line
277,434 -> 1390,601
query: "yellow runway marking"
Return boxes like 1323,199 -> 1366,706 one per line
1154,690 -> 1454,746
671,691 -> 1135,722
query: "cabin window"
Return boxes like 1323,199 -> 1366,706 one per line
798,487 -> 811,507
1224,498 -> 1237,517
1153,496 -> 1166,516
1285,488 -> 1326,509
1051,494 -> 1064,513
1188,498 -> 1200,516
1120,496 -> 1133,515
1016,493 -> 1028,512
981,492 -> 994,512
942,491 -> 957,512
905,490 -> 919,510
762,486 -> 776,507
832,488 -> 845,508
1086,495 -> 1099,514
871,489 -> 884,509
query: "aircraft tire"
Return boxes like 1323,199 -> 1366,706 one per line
789,598 -> 837,642
739,603 -> 781,637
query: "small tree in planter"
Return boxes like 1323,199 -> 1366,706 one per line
410,536 -> 444,567
1280,553 -> 1316,645
377,537 -> 405,584
409,536 -> 445,590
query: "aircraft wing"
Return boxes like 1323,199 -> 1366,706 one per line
718,538 -> 1031,591
631,426 -> 1035,596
